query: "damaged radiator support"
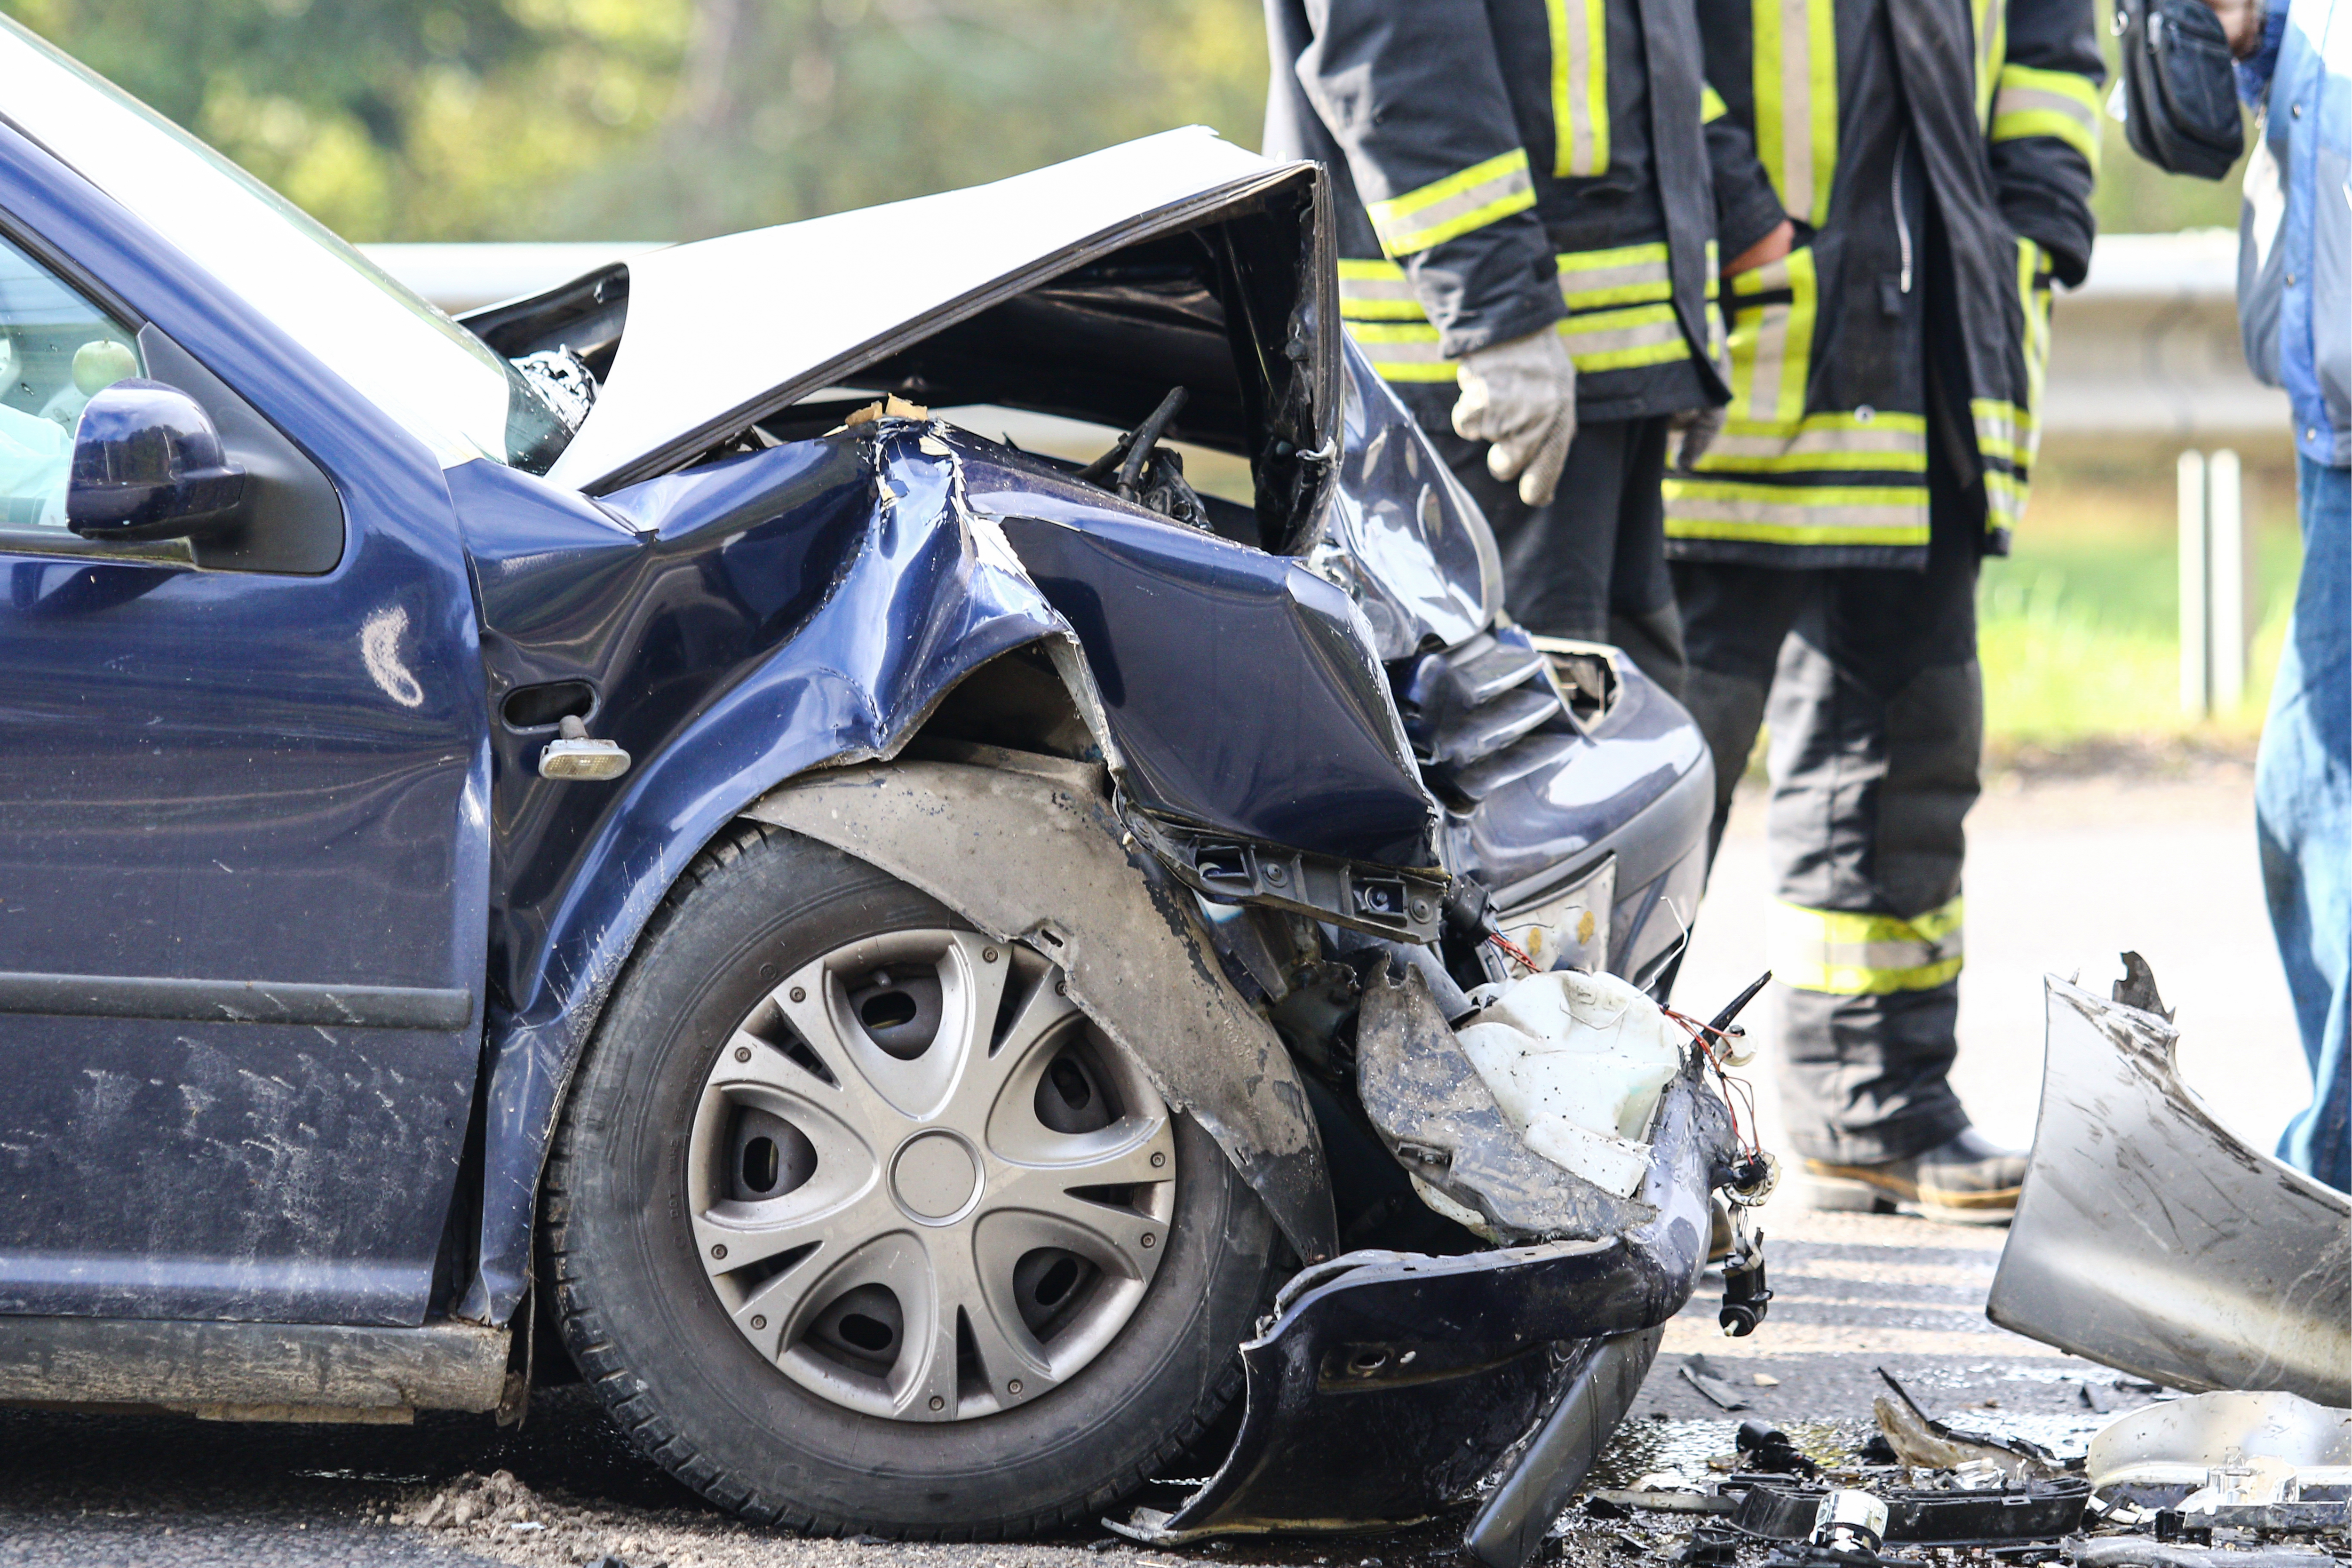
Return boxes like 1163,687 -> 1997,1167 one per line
1112,1061 -> 1732,1562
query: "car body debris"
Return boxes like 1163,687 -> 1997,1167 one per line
1988,959 -> 2351,1406
1571,1373 -> 2349,1568
1874,1367 -> 2063,1480
1681,1353 -> 1756,1412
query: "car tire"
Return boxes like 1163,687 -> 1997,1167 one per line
542,820 -> 1277,1537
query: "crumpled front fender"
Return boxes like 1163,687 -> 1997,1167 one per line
741,757 -> 1339,1265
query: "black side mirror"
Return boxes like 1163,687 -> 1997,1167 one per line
66,379 -> 246,541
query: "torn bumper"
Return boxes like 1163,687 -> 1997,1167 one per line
1987,972 -> 2352,1405
1115,1066 -> 1731,1560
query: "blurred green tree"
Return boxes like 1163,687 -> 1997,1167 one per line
550,0 -> 1269,240
0,0 -> 1265,241
2,0 -> 694,239
0,0 -> 2242,243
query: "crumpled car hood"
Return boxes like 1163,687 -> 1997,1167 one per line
547,128 -> 1317,494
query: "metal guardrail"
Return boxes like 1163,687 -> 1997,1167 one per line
360,229 -> 2291,440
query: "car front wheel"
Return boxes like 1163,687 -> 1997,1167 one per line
543,821 -> 1275,1536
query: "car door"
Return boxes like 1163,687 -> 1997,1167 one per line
0,219 -> 493,1328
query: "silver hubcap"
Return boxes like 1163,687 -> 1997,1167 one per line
688,929 -> 1175,1421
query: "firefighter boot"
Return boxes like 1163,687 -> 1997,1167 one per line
1799,1127 -> 2027,1224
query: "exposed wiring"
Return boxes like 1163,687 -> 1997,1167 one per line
1655,896 -> 1694,973
1661,985 -> 1769,1159
1485,929 -> 1538,974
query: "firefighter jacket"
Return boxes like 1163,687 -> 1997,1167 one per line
1660,0 -> 2103,566
1263,0 -> 1729,426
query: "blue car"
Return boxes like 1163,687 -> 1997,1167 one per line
0,20 -> 1753,1562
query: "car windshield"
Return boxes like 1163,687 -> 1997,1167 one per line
0,16 -> 571,475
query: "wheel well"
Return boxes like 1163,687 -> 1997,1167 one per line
901,644 -> 1100,763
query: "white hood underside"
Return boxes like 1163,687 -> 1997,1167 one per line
548,127 -> 1299,492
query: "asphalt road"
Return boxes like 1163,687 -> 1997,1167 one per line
0,769 -> 2284,1568
1670,762 -> 2310,1162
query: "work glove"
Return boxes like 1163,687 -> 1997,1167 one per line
1453,327 -> 1578,508
1670,403 -> 1726,470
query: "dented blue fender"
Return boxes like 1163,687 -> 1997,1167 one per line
449,430 -> 1065,1319
451,422 -> 1440,1321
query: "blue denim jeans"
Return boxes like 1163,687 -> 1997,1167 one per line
2257,456 -> 2351,1192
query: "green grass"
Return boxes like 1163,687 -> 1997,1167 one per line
1972,455 -> 2304,750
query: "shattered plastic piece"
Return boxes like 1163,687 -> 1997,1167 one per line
1874,1368 -> 2059,1480
2085,1391 -> 2352,1505
1634,1472 -> 1704,1492
1812,1490 -> 1890,1553
1683,1354 -> 1753,1410
1356,968 -> 1654,1241
1736,1421 -> 1822,1478
2183,1502 -> 2352,1533
1454,967 -> 1687,1198
1593,1488 -> 1738,1516
2069,1541 -> 2336,1568
1729,1477 -> 2090,1545
1987,969 -> 2351,1405
509,347 -> 596,435
842,395 -> 930,428
1757,1545 -> 1929,1568
1680,1525 -> 1746,1564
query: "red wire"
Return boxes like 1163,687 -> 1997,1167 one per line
1661,1004 -> 1763,1156
1486,931 -> 1539,973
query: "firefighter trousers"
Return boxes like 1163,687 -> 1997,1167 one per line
1438,414 -> 1688,700
1671,520 -> 1983,1165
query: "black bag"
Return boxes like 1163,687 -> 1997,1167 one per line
2115,0 -> 2246,179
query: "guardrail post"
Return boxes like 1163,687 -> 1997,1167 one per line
2180,450 -> 2209,716
2208,449 -> 2247,711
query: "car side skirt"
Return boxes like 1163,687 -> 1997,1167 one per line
0,1316 -> 509,1418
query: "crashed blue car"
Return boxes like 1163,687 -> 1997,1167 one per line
0,19 -> 1761,1563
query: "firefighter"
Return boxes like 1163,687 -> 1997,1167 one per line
1665,0 -> 2102,1218
1262,0 -> 1732,695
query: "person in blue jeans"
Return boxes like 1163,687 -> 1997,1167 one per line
2201,0 -> 2349,1190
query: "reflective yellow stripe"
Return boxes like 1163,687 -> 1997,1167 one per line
1986,468 -> 2028,531
1701,84 -> 1730,123
1972,0 -> 2009,127
1558,302 -> 1689,370
1345,243 -> 1700,377
1991,66 -> 2101,166
1754,0 -> 1838,228
1661,478 -> 1931,546
1549,0 -> 1611,177
1700,410 -> 1930,472
1557,241 -> 1672,308
1336,258 -> 1427,321
1972,397 -> 2036,469
1716,247 -> 1819,425
1343,320 -> 1454,382
1993,106 -> 2103,166
1976,237 -> 2052,533
1367,149 -> 1537,257
2017,239 -> 2052,465
1770,897 -> 1965,995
